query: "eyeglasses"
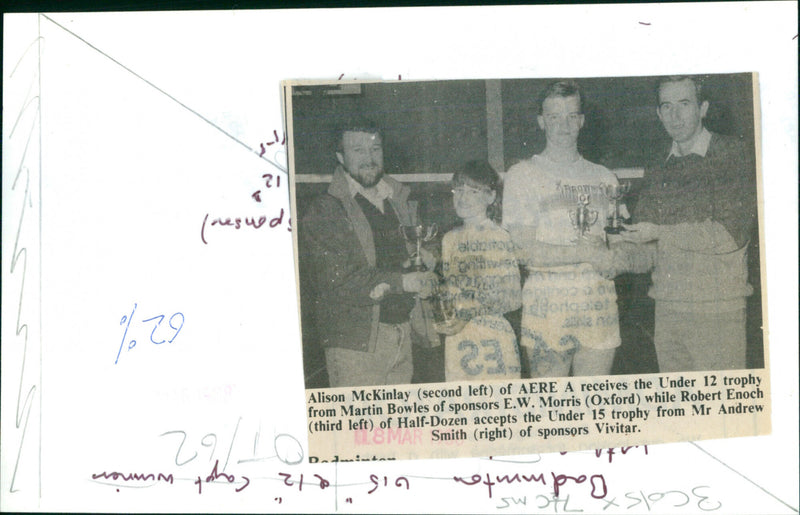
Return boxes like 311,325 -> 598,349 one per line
451,185 -> 490,197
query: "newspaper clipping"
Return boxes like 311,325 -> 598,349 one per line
286,74 -> 768,462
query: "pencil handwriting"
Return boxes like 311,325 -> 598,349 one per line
7,31 -> 43,496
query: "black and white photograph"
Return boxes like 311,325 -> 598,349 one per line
289,74 -> 764,391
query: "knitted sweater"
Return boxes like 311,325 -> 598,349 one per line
626,132 -> 757,311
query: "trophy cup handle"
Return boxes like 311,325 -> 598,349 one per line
426,224 -> 438,242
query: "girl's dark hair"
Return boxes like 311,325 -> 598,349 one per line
453,160 -> 499,190
452,160 -> 503,222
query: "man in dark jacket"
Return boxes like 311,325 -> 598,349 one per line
299,122 -> 438,387
619,75 -> 757,372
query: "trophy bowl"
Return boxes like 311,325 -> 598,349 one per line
399,223 -> 438,271
602,181 -> 631,235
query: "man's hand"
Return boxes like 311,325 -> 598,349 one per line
402,271 -> 438,298
402,249 -> 437,271
369,282 -> 391,301
418,247 -> 437,271
620,222 -> 661,243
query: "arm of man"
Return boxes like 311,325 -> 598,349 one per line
623,137 -> 757,251
610,241 -> 657,275
301,196 -> 403,306
508,229 -> 603,268
709,138 -> 757,249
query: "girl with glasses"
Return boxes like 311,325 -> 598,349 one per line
436,161 -> 523,381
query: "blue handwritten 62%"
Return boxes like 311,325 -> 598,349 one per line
115,303 -> 185,364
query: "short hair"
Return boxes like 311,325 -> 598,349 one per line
539,80 -> 583,114
452,160 -> 503,222
336,117 -> 382,153
656,75 -> 707,104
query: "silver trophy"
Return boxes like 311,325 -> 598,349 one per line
568,193 -> 599,239
431,283 -> 458,333
399,223 -> 438,271
601,181 -> 631,235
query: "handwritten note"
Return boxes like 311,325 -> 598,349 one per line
4,16 -> 44,505
115,303 -> 185,364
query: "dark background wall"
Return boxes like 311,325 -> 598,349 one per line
502,73 -> 755,169
291,74 -> 755,176
290,80 -> 488,176
292,74 -> 757,235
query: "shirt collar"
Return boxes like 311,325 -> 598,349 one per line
344,171 -> 393,209
668,127 -> 712,159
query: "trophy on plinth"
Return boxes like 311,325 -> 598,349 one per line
601,181 -> 631,235
399,223 -> 438,271
568,193 -> 599,240
431,283 -> 459,333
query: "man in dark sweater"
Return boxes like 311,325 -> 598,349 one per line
618,75 -> 757,372
299,123 -> 438,387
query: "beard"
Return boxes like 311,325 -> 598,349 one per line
348,165 -> 383,188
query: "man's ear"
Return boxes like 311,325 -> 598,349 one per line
336,152 -> 344,166
537,115 -> 545,131
699,100 -> 709,119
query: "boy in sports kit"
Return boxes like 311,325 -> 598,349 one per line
503,81 -> 624,377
